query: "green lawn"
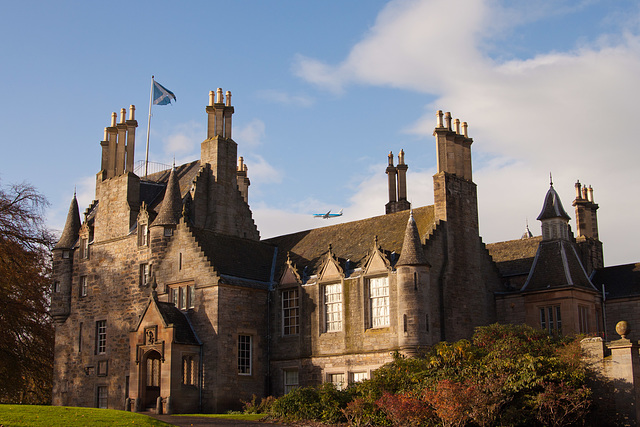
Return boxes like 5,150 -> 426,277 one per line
0,405 -> 175,427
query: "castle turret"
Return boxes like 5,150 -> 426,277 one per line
51,194 -> 81,323
151,166 -> 182,231
396,211 -> 430,353
537,177 -> 571,241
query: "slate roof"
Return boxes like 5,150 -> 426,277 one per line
155,301 -> 200,345
592,263 -> 640,299
486,236 -> 542,277
152,167 -> 182,227
264,206 -> 435,279
522,239 -> 596,291
397,212 -> 430,267
141,160 -> 201,213
55,195 -> 81,249
537,185 -> 571,221
191,227 -> 276,285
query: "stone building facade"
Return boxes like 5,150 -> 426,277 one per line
51,90 -> 639,413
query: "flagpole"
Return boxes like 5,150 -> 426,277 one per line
144,75 -> 154,178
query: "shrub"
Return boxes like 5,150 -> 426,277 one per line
268,383 -> 349,424
376,391 -> 435,427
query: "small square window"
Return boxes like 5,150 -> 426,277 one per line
164,227 -> 173,237
97,360 -> 108,376
62,250 -> 70,259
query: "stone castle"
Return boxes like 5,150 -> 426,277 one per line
51,89 -> 640,414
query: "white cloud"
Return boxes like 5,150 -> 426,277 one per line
235,119 -> 266,148
242,154 -> 282,185
163,121 -> 203,156
290,0 -> 640,265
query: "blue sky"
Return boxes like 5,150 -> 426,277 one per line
1,0 -> 639,266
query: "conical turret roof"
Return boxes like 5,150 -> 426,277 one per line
152,167 -> 182,227
55,194 -> 81,250
537,184 -> 570,221
396,211 -> 429,266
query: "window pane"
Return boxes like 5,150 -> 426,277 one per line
328,373 -> 345,390
284,369 -> 299,394
97,386 -> 107,409
325,284 -> 342,332
238,335 -> 252,375
96,320 -> 106,354
282,289 -> 300,335
370,277 -> 389,328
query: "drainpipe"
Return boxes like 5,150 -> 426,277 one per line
199,344 -> 203,412
266,247 -> 278,396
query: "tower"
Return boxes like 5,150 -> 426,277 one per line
191,89 -> 259,239
50,194 -> 81,324
395,211 -> 431,353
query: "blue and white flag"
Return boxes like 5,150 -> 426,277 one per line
153,80 -> 176,105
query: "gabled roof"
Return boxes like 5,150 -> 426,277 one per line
486,236 -> 542,277
592,263 -> 640,299
522,239 -> 595,291
264,206 -> 435,279
134,297 -> 200,346
191,227 -> 276,285
155,301 -> 200,345
55,195 -> 81,250
537,185 -> 570,221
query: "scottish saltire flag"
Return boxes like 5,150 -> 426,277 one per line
153,80 -> 176,105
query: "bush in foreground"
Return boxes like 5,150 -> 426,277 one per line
259,324 -> 593,426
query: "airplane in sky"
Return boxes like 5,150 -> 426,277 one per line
313,209 -> 343,219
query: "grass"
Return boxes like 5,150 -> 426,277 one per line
0,405 -> 175,427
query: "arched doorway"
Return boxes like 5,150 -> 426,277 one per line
142,350 -> 161,409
